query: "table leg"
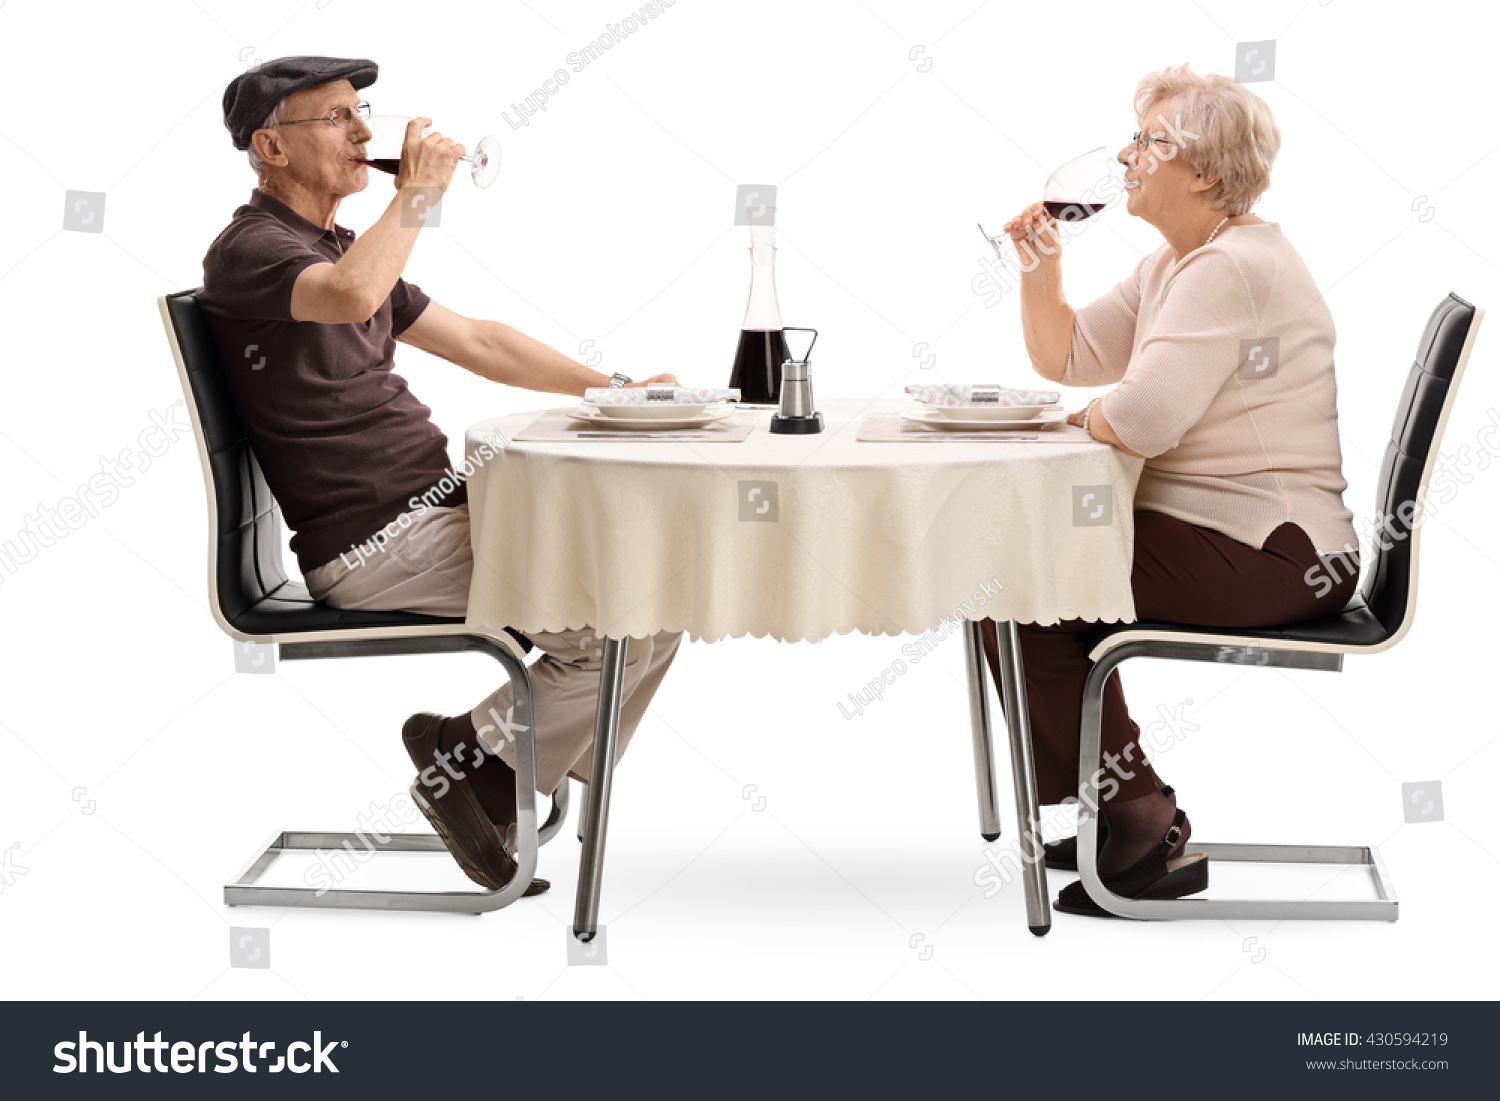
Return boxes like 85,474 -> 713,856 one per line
962,619 -> 1002,842
572,635 -> 628,942
992,619 -> 1051,937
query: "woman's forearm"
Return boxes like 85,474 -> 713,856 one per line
1089,397 -> 1145,458
1017,237 -> 1075,383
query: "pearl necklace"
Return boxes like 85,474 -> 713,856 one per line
1204,216 -> 1231,247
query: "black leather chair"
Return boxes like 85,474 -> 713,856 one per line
159,289 -> 568,914
1064,292 -> 1483,920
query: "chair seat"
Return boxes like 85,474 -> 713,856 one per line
231,581 -> 535,653
1087,596 -> 1392,652
228,579 -> 464,635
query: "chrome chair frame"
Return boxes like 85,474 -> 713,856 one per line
161,290 -> 568,915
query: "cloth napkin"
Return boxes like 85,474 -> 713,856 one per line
905,383 -> 1060,408
584,386 -> 740,405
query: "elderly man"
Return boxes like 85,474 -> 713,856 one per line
198,56 -> 683,895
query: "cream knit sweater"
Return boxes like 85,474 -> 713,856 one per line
1067,222 -> 1357,556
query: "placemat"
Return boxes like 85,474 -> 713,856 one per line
511,406 -> 759,443
855,413 -> 1093,444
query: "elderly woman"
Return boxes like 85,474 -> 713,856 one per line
982,64 -> 1359,916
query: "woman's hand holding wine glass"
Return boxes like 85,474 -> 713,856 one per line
393,116 -> 466,195
1002,201 -> 1060,254
995,146 -> 1118,261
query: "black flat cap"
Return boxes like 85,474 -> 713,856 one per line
223,55 -> 378,151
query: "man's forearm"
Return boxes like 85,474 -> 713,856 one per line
468,321 -> 611,396
325,188 -> 436,317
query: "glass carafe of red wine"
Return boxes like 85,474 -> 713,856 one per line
728,225 -> 788,405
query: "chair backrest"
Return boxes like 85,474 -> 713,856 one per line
1360,293 -> 1483,637
159,289 -> 292,636
158,290 -> 529,651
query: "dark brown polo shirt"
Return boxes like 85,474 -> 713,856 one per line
198,189 -> 465,574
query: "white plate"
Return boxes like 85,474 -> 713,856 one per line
901,407 -> 1067,431
568,403 -> 736,430
925,403 -> 1056,421
584,401 -> 718,420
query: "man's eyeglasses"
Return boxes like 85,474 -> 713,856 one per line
1133,130 -> 1175,153
274,103 -> 372,129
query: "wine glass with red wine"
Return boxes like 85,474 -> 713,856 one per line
354,114 -> 502,189
1041,146 -> 1117,224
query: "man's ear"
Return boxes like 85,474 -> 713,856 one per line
250,127 -> 289,169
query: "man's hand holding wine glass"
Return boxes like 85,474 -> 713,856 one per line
393,116 -> 466,196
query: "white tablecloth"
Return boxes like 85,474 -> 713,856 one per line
463,398 -> 1144,643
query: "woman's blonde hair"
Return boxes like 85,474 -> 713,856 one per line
1134,63 -> 1281,215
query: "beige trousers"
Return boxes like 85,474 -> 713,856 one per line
304,504 -> 682,795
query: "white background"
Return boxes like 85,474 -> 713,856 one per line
1,0 -> 1497,1001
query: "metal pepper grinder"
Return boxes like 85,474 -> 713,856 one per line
769,327 -> 823,434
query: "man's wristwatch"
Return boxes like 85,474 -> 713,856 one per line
607,372 -> 632,389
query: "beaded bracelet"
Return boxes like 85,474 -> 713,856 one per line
1082,397 -> 1102,437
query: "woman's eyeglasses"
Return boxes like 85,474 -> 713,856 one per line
1133,130 -> 1175,153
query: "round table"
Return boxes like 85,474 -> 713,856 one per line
464,398 -> 1144,643
462,397 -> 1146,940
